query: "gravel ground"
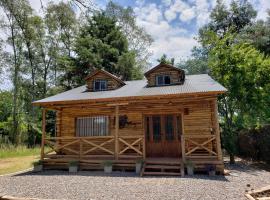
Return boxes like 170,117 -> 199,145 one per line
0,162 -> 269,200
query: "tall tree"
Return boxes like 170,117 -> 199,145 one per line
0,0 -> 24,143
239,11 -> 270,56
105,1 -> 153,69
71,12 -> 141,87
177,47 -> 209,74
44,1 -> 78,88
157,54 -> 175,65
205,31 -> 270,163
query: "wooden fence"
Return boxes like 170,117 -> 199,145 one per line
181,134 -> 218,161
42,135 -> 145,160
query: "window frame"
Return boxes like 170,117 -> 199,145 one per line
93,79 -> 108,91
155,75 -> 171,86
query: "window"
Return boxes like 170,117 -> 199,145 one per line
94,80 -> 107,91
152,116 -> 161,142
76,116 -> 109,137
165,115 -> 174,141
155,75 -> 171,86
176,115 -> 182,140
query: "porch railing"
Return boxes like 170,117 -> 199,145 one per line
43,135 -> 144,160
181,134 -> 218,162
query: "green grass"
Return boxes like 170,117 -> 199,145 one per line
0,144 -> 41,159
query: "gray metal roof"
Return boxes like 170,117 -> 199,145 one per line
33,74 -> 227,104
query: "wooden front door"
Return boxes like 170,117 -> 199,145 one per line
145,114 -> 183,158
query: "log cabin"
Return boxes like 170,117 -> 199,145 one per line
33,63 -> 227,176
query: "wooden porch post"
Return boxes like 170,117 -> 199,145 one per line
115,105 -> 119,160
213,99 -> 223,161
181,135 -> 186,163
41,109 -> 46,160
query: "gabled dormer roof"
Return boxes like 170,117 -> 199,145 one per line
144,63 -> 184,77
85,69 -> 126,86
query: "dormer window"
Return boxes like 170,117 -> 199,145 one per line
156,75 -> 171,86
94,80 -> 107,91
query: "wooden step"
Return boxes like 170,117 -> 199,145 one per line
145,160 -> 181,165
144,165 -> 180,170
143,171 -> 181,176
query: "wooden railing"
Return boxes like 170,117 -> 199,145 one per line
118,136 -> 145,158
43,135 -> 144,160
181,134 -> 218,161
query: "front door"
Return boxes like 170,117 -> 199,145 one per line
145,114 -> 182,157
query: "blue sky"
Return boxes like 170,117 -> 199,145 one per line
1,0 -> 269,90
93,0 -> 270,63
28,0 -> 270,63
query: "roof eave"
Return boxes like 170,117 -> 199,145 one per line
32,90 -> 227,107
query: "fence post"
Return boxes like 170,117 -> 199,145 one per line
181,135 -> 186,163
115,105 -> 119,160
41,109 -> 46,160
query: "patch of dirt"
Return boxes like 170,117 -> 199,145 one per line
0,156 -> 38,175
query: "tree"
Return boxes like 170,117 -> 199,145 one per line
71,12 -> 141,86
105,1 -> 153,69
177,47 -> 209,74
44,1 -> 78,88
0,0 -> 25,143
239,12 -> 270,56
199,0 -> 256,41
206,31 -> 270,163
157,54 -> 175,65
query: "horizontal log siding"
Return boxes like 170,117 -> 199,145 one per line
55,97 -> 216,156
145,65 -> 184,87
86,71 -> 122,91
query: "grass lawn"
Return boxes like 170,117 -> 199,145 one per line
0,146 -> 41,175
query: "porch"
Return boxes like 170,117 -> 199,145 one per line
40,99 -> 224,174
40,133 -> 222,173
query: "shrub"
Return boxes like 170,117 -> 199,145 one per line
69,160 -> 79,166
33,160 -> 43,166
238,125 -> 270,164
102,160 -> 113,167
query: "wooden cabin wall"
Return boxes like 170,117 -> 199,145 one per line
145,66 -> 184,87
183,101 -> 213,135
54,97 -> 217,156
86,71 -> 122,91
56,107 -> 143,137
56,98 -> 215,138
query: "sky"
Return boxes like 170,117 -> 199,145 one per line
0,0 -> 270,90
29,0 -> 270,62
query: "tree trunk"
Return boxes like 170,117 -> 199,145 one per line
9,15 -> 20,145
229,154 -> 235,164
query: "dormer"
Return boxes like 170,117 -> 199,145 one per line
144,64 -> 185,87
85,69 -> 125,92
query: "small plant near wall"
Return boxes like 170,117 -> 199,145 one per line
68,160 -> 79,173
185,160 -> 194,175
206,164 -> 216,176
103,160 -> 113,173
33,160 -> 43,172
135,159 -> 144,174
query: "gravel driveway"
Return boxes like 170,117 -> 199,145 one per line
0,162 -> 269,200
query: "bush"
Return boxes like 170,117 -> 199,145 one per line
238,125 -> 270,164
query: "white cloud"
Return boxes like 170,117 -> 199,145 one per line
134,2 -> 194,63
150,36 -> 198,63
255,0 -> 270,20
179,7 -> 196,22
164,9 -> 177,22
162,0 -> 172,7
